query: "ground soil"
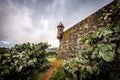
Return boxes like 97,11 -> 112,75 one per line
40,60 -> 63,80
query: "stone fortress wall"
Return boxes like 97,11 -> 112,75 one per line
57,0 -> 120,59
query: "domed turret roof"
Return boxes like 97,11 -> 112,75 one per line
57,22 -> 64,28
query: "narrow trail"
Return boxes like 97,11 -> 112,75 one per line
40,60 -> 63,80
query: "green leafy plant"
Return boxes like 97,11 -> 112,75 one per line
0,42 -> 51,80
98,44 -> 116,62
60,12 -> 120,80
50,67 -> 67,80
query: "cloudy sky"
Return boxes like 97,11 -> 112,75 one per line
0,0 -> 113,48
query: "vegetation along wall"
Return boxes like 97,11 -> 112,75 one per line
58,0 -> 120,59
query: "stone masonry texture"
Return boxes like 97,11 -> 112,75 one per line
57,0 -> 120,59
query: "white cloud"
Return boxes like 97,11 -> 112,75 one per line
37,18 -> 49,30
0,0 -> 113,48
3,6 -> 33,42
0,2 -> 59,47
0,41 -> 14,47
2,41 -> 12,44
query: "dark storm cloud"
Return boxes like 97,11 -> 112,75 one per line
0,0 -> 113,47
0,0 -> 12,41
6,0 -> 54,15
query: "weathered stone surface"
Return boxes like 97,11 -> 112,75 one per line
57,0 -> 120,59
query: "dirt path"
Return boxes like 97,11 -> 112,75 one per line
40,60 -> 63,80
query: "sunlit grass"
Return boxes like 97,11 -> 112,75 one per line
46,57 -> 56,62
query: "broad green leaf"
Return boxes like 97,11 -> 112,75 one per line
117,47 -> 120,53
99,44 -> 115,62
